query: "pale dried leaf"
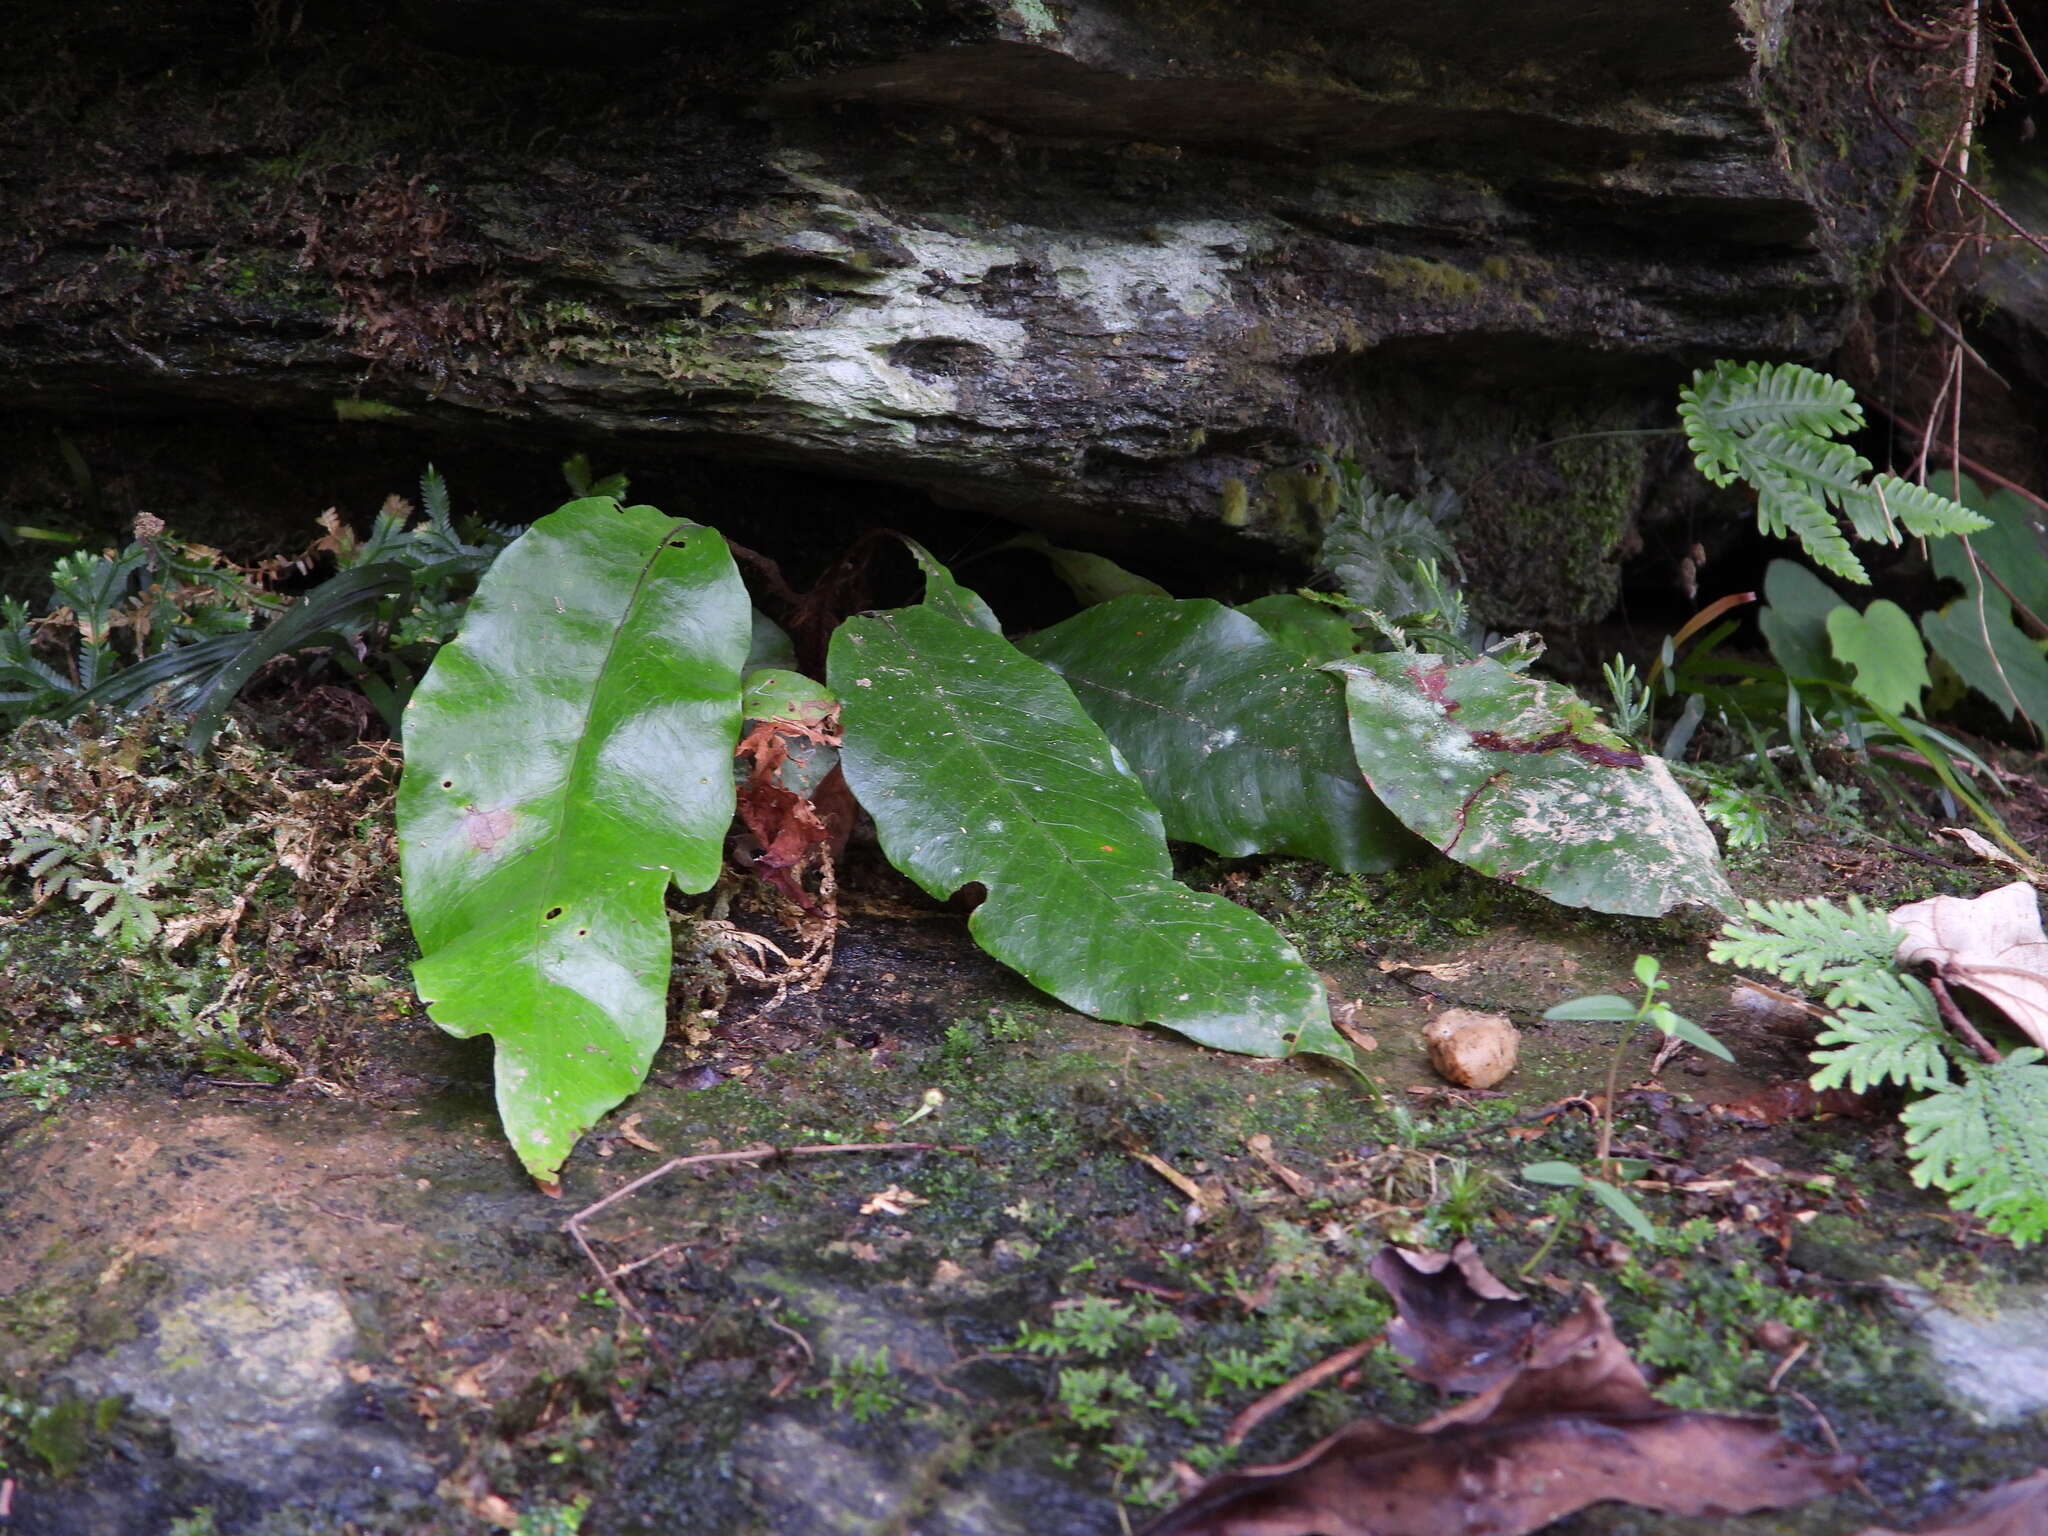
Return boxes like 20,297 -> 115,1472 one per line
1891,882 -> 2048,1051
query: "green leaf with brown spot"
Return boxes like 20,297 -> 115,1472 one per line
1329,652 -> 1733,917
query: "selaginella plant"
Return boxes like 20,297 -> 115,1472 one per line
1710,886 -> 2048,1245
396,476 -> 1735,1182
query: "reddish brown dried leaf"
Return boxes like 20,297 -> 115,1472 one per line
1369,1241 -> 1535,1395
1714,1081 -> 1883,1126
1139,1289 -> 1857,1536
735,723 -> 848,911
1857,1469 -> 2048,1535
1138,1407 -> 1854,1536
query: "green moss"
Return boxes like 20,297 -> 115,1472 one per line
332,398 -> 413,423
1376,254 -> 1485,304
1233,460 -> 1343,543
1218,478 -> 1250,528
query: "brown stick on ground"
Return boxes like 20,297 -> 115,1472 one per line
564,1140 -> 952,1353
1223,1331 -> 1386,1447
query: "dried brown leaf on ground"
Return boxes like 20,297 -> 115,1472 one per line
1368,1240 -> 1535,1394
1891,881 -> 2048,1051
1857,1468 -> 2048,1535
733,719 -> 852,914
1138,1282 -> 1857,1536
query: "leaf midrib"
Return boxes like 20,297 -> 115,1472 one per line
513,524 -> 680,1035
880,610 -> 1216,985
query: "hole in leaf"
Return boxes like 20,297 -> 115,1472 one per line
441,779 -> 453,789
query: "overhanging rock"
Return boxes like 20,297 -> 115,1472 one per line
0,0 -> 1929,623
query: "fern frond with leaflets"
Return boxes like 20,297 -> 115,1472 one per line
1809,969 -> 1952,1093
1716,893 -> 2048,1245
1871,473 -> 1992,539
1708,895 -> 1901,987
1901,1051 -> 2048,1246
1678,360 -> 1988,584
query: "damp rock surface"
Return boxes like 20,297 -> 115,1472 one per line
1,910 -> 2043,1534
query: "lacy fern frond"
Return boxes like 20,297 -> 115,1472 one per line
74,844 -> 172,947
1317,460 -> 1459,620
1870,473 -> 1990,540
1716,893 -> 2048,1244
1708,895 -> 1901,987
1810,970 -> 1952,1093
1678,361 -> 1988,584
1900,1051 -> 2048,1246
1680,360 -> 1862,441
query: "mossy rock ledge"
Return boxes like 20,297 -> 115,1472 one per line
2,0 -> 1937,618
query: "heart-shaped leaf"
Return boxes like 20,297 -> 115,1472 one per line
1757,559 -> 1852,686
832,600 -> 1343,1060
1330,653 -> 1733,916
398,499 -> 750,1183
1021,595 -> 1414,873
1826,599 -> 1929,716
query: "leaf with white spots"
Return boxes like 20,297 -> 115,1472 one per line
398,499 -> 750,1183
1329,653 -> 1734,917
1020,595 -> 1415,872
833,601 -> 1343,1061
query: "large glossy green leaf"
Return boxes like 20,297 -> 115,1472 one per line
999,530 -> 1169,607
398,498 -> 749,1182
1922,589 -> 2048,731
1330,653 -> 1734,916
832,601 -> 1344,1061
1019,595 -> 1413,873
903,536 -> 1002,633
1921,477 -> 2048,730
1932,473 -> 2048,627
1235,594 -> 1362,663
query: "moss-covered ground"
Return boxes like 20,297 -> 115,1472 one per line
2,696 -> 2045,1535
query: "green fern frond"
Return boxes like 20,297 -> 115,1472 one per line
1315,463 -> 1458,620
1749,425 -> 1871,502
420,464 -> 455,540
1709,895 -> 1900,987
1901,1051 -> 2048,1246
1810,970 -> 1952,1093
1680,361 -> 1861,440
1753,469 -> 1864,583
1868,474 -> 1991,540
1677,361 -> 1985,585
76,878 -> 164,946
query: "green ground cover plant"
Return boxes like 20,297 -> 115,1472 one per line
1711,894 -> 2048,1245
5,363 -> 2034,1223
394,491 -> 1736,1181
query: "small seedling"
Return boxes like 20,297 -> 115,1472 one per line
1522,956 -> 1731,1266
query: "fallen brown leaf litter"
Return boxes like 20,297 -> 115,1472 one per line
1141,1241 -> 1859,1536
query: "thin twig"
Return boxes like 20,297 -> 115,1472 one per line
759,1306 -> 816,1364
564,1140 -> 954,1352
1926,974 -> 2005,1064
1868,56 -> 2048,263
1887,268 -> 2005,384
1766,1338 -> 1811,1391
1223,1331 -> 1386,1447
